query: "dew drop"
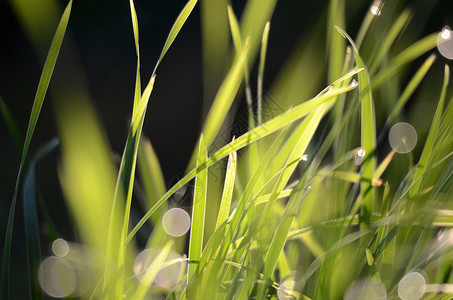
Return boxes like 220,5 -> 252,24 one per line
162,208 -> 191,237
301,154 -> 308,161
344,277 -> 387,300
370,0 -> 383,16
437,26 -> 453,60
357,148 -> 366,157
38,256 -> 76,298
52,238 -> 70,257
351,79 -> 359,87
354,148 -> 366,165
398,271 -> 426,300
389,122 -> 417,154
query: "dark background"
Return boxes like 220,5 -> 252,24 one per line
1,0 -> 452,297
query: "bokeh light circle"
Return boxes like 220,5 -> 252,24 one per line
437,26 -> 453,60
38,256 -> 76,298
162,208 -> 191,237
344,277 -> 387,300
389,122 -> 417,154
133,249 -> 185,288
398,271 -> 426,300
52,238 -> 70,257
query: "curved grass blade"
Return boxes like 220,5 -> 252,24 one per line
409,64 -> 450,197
23,138 -> 59,300
1,1 -> 72,298
188,135 -> 208,281
336,26 -> 377,222
126,76 -> 360,243
371,33 -> 438,90
215,149 -> 237,230
153,0 -> 198,75
129,0 -> 141,116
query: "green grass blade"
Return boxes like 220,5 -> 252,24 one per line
215,149 -> 237,230
137,137 -> 166,216
23,138 -> 58,300
227,5 -> 241,54
0,96 -> 23,152
384,54 -> 436,128
188,135 -> 208,281
127,76 -> 359,242
129,0 -> 141,116
327,0 -> 345,83
153,0 -> 198,74
257,21 -> 270,125
409,64 -> 450,197
371,33 -> 438,89
336,26 -> 377,221
132,241 -> 173,300
1,2 -> 72,298
200,40 -> 250,151
368,9 -> 412,75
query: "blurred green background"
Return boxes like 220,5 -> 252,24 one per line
0,0 -> 452,298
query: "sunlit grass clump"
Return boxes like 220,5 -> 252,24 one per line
1,0 -> 453,299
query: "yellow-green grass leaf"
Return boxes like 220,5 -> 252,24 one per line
215,150 -> 237,230
23,138 -> 58,300
337,26 -> 377,221
355,0 -> 382,48
1,1 -> 72,298
153,0 -> 198,74
257,21 -> 270,125
127,74 -> 359,242
132,242 -> 173,300
0,96 -> 23,151
384,54 -> 436,129
137,137 -> 166,220
129,0 -> 141,116
325,171 -> 383,187
371,33 -> 438,90
188,135 -> 208,281
373,150 -> 396,182
369,9 -> 412,75
227,5 -> 241,55
327,0 -> 345,83
258,104 -> 333,297
409,64 -> 450,197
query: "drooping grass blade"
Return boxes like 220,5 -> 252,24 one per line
23,138 -> 59,300
1,1 -> 72,298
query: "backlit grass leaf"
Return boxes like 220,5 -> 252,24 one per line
188,135 -> 208,281
1,1 -> 72,298
215,149 -> 237,230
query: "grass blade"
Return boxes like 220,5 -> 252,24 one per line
132,242 -> 173,300
215,149 -> 237,230
1,1 -> 72,298
153,0 -> 198,74
23,138 -> 59,300
371,33 -> 438,89
257,21 -> 270,125
336,26 -> 377,222
127,74 -> 359,242
327,0 -> 345,83
129,0 -> 141,116
368,9 -> 412,75
409,64 -> 450,197
188,135 -> 208,281
0,96 -> 23,152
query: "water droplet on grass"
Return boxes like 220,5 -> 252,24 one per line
437,26 -> 453,60
370,0 -> 383,16
301,154 -> 308,161
389,122 -> 417,154
38,256 -> 76,298
398,271 -> 426,300
52,238 -> 70,257
355,148 -> 365,165
351,79 -> 359,87
162,208 -> 191,237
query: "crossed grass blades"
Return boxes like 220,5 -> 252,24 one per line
1,0 -> 453,299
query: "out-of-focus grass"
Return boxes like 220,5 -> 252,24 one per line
2,0 -> 453,299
